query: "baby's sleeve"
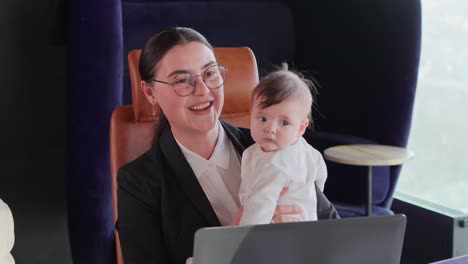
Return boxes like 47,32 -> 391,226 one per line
315,152 -> 328,192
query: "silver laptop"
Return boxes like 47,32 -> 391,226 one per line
193,214 -> 407,264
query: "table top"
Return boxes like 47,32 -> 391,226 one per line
324,144 -> 414,166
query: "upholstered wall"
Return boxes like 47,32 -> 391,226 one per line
67,0 -> 122,263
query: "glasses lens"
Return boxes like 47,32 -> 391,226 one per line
203,65 -> 227,89
172,73 -> 194,96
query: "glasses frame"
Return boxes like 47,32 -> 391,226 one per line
150,64 -> 228,97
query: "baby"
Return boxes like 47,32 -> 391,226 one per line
238,63 -> 327,225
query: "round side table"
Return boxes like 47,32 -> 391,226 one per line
324,144 -> 414,216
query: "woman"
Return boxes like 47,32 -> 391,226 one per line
116,27 -> 339,264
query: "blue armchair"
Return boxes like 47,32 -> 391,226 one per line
67,0 -> 421,263
120,0 -> 420,219
121,0 -> 421,218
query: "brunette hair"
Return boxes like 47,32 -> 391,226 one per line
138,27 -> 213,141
252,63 -> 317,122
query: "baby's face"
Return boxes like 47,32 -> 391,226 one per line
250,96 -> 309,152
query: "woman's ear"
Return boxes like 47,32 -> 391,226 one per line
298,119 -> 309,137
141,80 -> 157,105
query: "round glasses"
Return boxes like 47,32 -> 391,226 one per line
151,65 -> 228,97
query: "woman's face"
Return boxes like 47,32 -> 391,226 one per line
153,42 -> 224,138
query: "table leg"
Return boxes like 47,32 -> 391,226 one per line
366,166 -> 373,216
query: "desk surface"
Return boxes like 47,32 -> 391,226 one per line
324,144 -> 414,166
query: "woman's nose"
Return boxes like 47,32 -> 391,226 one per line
192,76 -> 209,96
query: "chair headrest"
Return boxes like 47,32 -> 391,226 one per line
128,47 -> 259,125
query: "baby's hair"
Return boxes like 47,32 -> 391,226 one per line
251,62 -> 318,122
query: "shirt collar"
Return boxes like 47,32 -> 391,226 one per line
175,122 -> 231,177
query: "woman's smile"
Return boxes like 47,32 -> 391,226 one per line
189,100 -> 212,111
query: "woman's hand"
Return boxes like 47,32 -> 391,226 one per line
230,207 -> 244,226
272,186 -> 302,223
271,204 -> 302,223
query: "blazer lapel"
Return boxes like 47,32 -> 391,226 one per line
159,128 -> 221,227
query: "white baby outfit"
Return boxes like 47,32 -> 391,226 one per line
239,137 -> 327,225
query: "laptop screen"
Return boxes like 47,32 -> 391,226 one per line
193,214 -> 406,264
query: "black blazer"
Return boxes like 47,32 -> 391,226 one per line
117,121 -> 339,264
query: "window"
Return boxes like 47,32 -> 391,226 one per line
396,0 -> 468,213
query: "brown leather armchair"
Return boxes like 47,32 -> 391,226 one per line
110,47 -> 259,264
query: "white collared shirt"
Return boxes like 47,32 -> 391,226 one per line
174,123 -> 242,226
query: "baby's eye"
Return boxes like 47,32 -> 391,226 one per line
280,120 -> 289,126
257,116 -> 267,122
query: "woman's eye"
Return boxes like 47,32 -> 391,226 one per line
258,116 -> 267,122
173,74 -> 192,84
204,65 -> 221,78
205,69 -> 216,76
280,120 -> 289,126
174,78 -> 189,84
